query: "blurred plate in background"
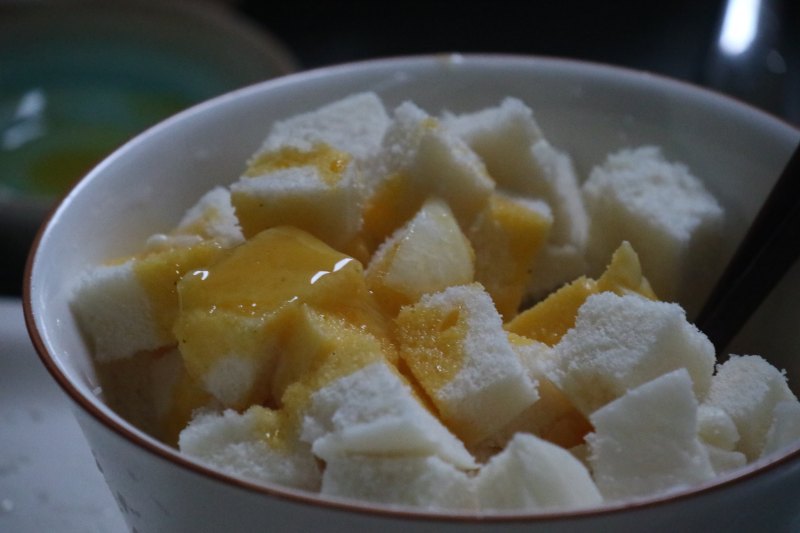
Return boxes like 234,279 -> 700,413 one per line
0,0 -> 296,295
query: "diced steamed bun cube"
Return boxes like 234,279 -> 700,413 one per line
395,283 -> 538,444
301,361 -> 476,470
582,146 -> 724,313
361,102 -> 494,249
258,91 -> 390,161
706,355 -> 799,460
320,454 -> 476,511
587,369 -> 715,500
179,406 -> 321,491
548,292 -> 715,415
475,432 -> 602,511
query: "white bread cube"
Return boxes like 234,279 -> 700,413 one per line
230,160 -> 362,251
587,369 -> 715,500
697,403 -> 748,475
73,188 -> 232,362
548,292 -> 715,415
72,259 -> 165,361
179,406 -> 321,491
475,432 -> 602,511
706,355 -> 798,460
361,102 -> 494,248
442,97 -> 588,249
697,404 -> 740,451
582,146 -> 724,310
761,400 -> 800,457
258,92 -> 390,161
301,361 -> 476,469
704,445 -> 747,475
145,187 -> 244,252
395,283 -> 538,444
478,337 -> 591,454
320,454 -> 476,511
366,197 -> 474,314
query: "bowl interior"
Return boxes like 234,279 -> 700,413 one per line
26,55 -> 800,511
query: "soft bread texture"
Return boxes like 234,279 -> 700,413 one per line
73,240 -> 225,361
706,355 -> 799,460
396,283 -> 538,445
478,337 -> 591,456
442,98 -> 589,298
231,158 -> 363,251
301,361 -> 476,469
761,401 -> 800,457
587,369 -> 715,500
475,432 -> 602,510
74,189 -> 238,362
72,259 -> 163,361
146,187 -> 244,251
548,292 -> 715,415
361,102 -> 494,248
697,404 -> 740,451
696,404 -> 747,475
442,97 -> 587,247
582,146 -> 724,311
258,91 -> 390,161
179,406 -> 321,491
704,445 -> 747,475
174,227 -> 378,410
320,454 -> 476,511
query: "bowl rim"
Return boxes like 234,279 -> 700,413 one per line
23,52 -> 800,523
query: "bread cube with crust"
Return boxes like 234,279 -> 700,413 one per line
548,292 -> 715,416
361,102 -> 494,251
258,91 -> 390,162
71,241 -> 225,362
395,283 -> 538,445
231,143 -> 363,251
179,406 -> 321,491
587,369 -> 715,500
320,454 -> 477,511
301,360 -> 476,470
145,187 -> 244,252
174,227 -> 385,409
582,146 -> 724,312
442,97 -> 588,248
366,197 -> 475,316
705,355 -> 798,460
72,186 -> 240,362
474,335 -> 591,460
506,241 -> 656,347
475,432 -> 602,511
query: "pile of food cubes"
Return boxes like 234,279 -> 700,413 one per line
71,93 -> 800,512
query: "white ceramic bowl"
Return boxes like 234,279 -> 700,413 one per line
25,55 -> 800,532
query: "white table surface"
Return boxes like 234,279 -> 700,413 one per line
0,297 -> 127,532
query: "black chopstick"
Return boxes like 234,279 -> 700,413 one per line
695,143 -> 800,355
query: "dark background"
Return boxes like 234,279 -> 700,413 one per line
3,0 -> 798,297
239,0 -> 799,122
